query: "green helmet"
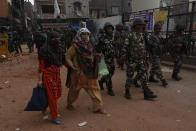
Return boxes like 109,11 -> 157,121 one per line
116,23 -> 124,31
154,22 -> 162,30
132,19 -> 145,28
176,24 -> 186,31
116,23 -> 123,28
104,22 -> 114,31
124,26 -> 129,31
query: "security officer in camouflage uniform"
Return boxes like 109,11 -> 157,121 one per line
124,26 -> 129,33
13,31 -> 23,54
149,22 -> 168,87
122,19 -> 157,100
168,24 -> 188,81
133,20 -> 150,88
96,22 -> 115,96
114,24 -> 126,70
27,32 -> 34,53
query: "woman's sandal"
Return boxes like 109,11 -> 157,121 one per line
51,118 -> 64,125
93,109 -> 106,114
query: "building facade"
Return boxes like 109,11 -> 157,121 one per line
89,0 -> 106,18
35,0 -> 90,19
0,0 -> 25,29
132,0 -> 192,12
35,0 -> 66,19
132,0 -> 161,12
106,0 -> 132,16
65,0 -> 90,18
89,0 -> 132,18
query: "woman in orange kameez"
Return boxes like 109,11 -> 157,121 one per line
38,32 -> 66,124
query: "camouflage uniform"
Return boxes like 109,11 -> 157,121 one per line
27,32 -> 34,53
149,23 -> 168,87
133,21 -> 151,88
114,24 -> 126,70
96,22 -> 115,96
168,24 -> 188,81
122,19 -> 157,100
13,32 -> 23,54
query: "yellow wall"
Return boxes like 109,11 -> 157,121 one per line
0,33 -> 9,59
154,10 -> 168,24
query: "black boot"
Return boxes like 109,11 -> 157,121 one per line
149,75 -> 159,83
133,78 -> 141,88
172,72 -> 182,81
143,87 -> 157,100
106,82 -> 115,96
107,88 -> 115,96
124,89 -> 132,99
98,80 -> 104,90
161,79 -> 168,88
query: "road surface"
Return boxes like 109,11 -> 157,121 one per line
0,48 -> 196,131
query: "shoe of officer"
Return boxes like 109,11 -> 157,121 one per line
124,89 -> 132,99
149,75 -> 159,83
161,79 -> 168,88
172,72 -> 182,81
143,86 -> 157,100
107,83 -> 115,96
98,80 -> 104,90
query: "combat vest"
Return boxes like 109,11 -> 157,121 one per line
126,32 -> 147,61
169,34 -> 187,55
149,33 -> 164,56
100,34 -> 115,58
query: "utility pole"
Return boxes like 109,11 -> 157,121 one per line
105,0 -> 108,16
121,0 -> 125,23
121,0 -> 125,14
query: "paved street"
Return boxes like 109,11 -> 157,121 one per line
0,49 -> 196,131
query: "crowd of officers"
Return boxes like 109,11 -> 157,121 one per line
96,18 -> 188,100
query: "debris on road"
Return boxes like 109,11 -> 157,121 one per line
4,80 -> 9,84
177,90 -> 182,93
43,115 -> 49,120
107,113 -> 111,117
78,121 -> 88,127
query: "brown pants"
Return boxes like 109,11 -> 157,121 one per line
67,72 -> 103,111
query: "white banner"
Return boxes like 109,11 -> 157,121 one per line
54,0 -> 60,18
